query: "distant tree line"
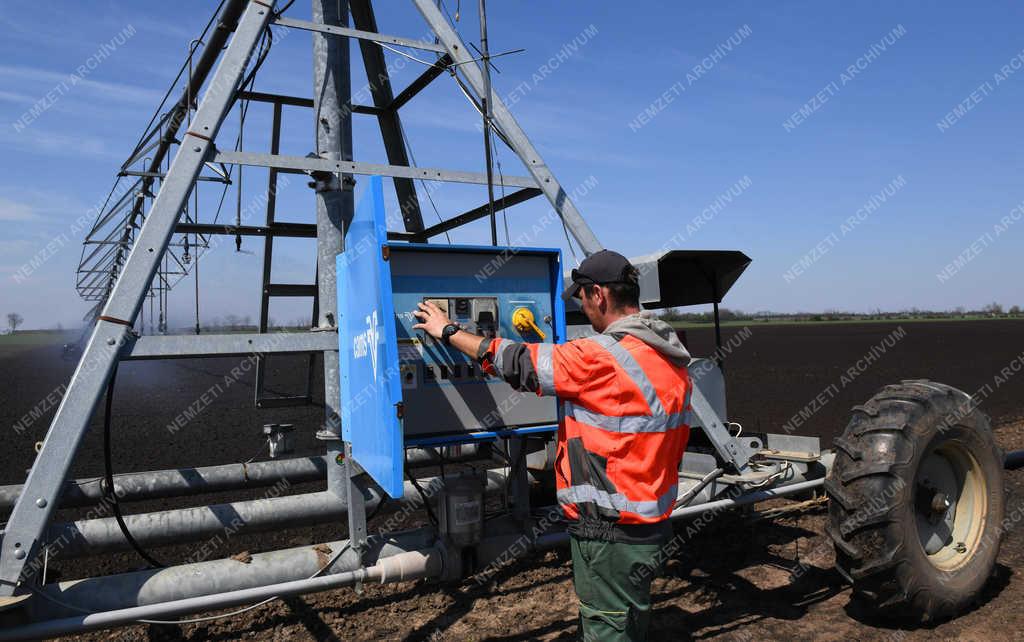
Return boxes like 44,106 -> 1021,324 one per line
186,315 -> 311,332
659,302 -> 1022,324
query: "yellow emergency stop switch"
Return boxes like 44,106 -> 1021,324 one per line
511,307 -> 546,339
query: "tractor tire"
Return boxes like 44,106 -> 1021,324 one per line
825,380 -> 1005,622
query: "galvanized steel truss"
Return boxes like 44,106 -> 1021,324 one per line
2,0 -> 603,598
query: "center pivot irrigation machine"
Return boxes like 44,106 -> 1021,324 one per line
0,1 -> 1012,637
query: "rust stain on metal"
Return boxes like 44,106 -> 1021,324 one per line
231,551 -> 253,564
313,543 -> 333,569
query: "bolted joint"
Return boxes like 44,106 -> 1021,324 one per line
308,171 -> 342,193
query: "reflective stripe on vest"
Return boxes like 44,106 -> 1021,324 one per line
534,343 -> 556,395
557,483 -> 677,519
564,400 -> 687,434
585,334 -> 667,416
560,334 -> 684,435
490,338 -> 515,372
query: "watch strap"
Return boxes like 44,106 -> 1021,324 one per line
441,323 -> 460,345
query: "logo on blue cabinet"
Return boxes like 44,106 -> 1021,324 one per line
353,310 -> 382,378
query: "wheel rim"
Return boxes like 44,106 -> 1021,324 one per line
914,440 -> 988,571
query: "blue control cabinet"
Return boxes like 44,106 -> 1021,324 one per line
338,177 -> 564,497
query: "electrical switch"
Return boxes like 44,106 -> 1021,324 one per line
511,307 -> 546,339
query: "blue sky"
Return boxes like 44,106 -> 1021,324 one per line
2,1 -> 1024,329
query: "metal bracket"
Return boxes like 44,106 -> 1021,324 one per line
343,442 -> 368,594
688,384 -> 758,473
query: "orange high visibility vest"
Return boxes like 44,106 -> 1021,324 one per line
484,333 -> 691,525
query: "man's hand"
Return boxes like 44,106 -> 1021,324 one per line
412,300 -> 453,340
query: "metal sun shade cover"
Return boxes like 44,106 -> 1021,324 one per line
337,176 -> 405,498
637,250 -> 752,308
564,250 -> 752,323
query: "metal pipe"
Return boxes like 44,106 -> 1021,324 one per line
41,470 -> 509,559
15,474 -> 826,636
670,477 -> 824,520
1,447 -> 490,513
674,468 -> 724,509
29,528 -> 437,619
406,443 -> 490,468
43,491 -> 342,560
5,549 -> 443,641
311,0 -> 353,441
0,457 -> 327,512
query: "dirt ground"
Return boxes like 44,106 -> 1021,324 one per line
2,320 -> 1024,641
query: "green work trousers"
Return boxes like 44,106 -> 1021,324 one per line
570,534 -> 664,642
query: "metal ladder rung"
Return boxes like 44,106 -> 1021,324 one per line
256,395 -> 315,409
265,284 -> 317,297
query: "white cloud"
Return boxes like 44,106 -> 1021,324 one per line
0,65 -> 162,106
0,90 -> 34,105
0,126 -> 115,160
0,198 -> 38,222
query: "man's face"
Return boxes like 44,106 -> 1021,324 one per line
579,284 -> 605,331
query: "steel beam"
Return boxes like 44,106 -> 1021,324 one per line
0,0 -> 276,597
237,89 -> 314,108
122,331 -> 336,360
413,0 -> 604,255
390,53 -> 452,111
265,283 -> 318,297
311,0 -> 352,445
414,187 -> 542,240
236,89 -> 382,114
275,15 -> 447,53
118,171 -> 228,183
212,150 -> 538,188
174,222 -> 318,238
350,0 -> 425,233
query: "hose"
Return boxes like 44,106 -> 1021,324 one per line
103,365 -> 165,568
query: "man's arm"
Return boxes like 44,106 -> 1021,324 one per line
411,300 -> 488,360
411,301 -> 569,397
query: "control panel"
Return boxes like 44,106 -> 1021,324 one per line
388,245 -> 563,437
336,176 -> 564,497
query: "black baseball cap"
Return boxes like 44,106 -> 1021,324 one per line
561,250 -> 639,301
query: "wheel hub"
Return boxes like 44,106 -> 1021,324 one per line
914,442 -> 987,569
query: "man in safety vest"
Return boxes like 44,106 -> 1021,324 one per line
413,249 -> 692,641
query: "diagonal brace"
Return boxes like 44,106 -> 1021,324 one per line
0,0 -> 276,597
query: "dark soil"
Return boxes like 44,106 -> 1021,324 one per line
2,320 -> 1023,641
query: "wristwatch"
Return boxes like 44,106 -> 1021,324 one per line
440,323 -> 461,345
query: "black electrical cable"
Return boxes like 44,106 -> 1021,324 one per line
274,0 -> 296,18
407,472 -> 440,527
103,364 -> 166,568
365,496 -> 387,524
